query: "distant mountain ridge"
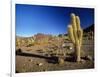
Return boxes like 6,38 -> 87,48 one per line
83,24 -> 94,33
16,24 -> 94,38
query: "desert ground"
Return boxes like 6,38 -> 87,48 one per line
16,29 -> 94,73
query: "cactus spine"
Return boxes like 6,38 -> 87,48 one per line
68,13 -> 83,62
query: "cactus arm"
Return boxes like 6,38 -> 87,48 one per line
79,29 -> 83,47
71,13 -> 78,45
71,13 -> 77,31
68,25 -> 75,44
76,16 -> 81,30
76,15 -> 83,46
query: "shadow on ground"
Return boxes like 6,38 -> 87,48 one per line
16,49 -> 59,64
16,49 -> 76,64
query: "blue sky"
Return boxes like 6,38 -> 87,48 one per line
16,4 -> 94,37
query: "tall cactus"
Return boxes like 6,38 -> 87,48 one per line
68,13 -> 83,62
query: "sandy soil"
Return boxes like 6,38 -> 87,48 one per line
16,40 -> 94,73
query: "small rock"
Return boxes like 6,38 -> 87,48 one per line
87,55 -> 93,61
80,59 -> 86,63
62,44 -> 66,47
29,59 -> 33,62
37,63 -> 43,66
69,47 -> 72,50
23,64 -> 25,66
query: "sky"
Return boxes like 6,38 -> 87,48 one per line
16,4 -> 94,37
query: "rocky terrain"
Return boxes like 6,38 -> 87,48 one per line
16,24 -> 94,73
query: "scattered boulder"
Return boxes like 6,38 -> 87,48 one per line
29,59 -> 33,62
69,46 -> 73,50
62,43 -> 66,48
87,55 -> 93,61
80,59 -> 86,63
81,55 -> 93,61
37,63 -> 43,66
